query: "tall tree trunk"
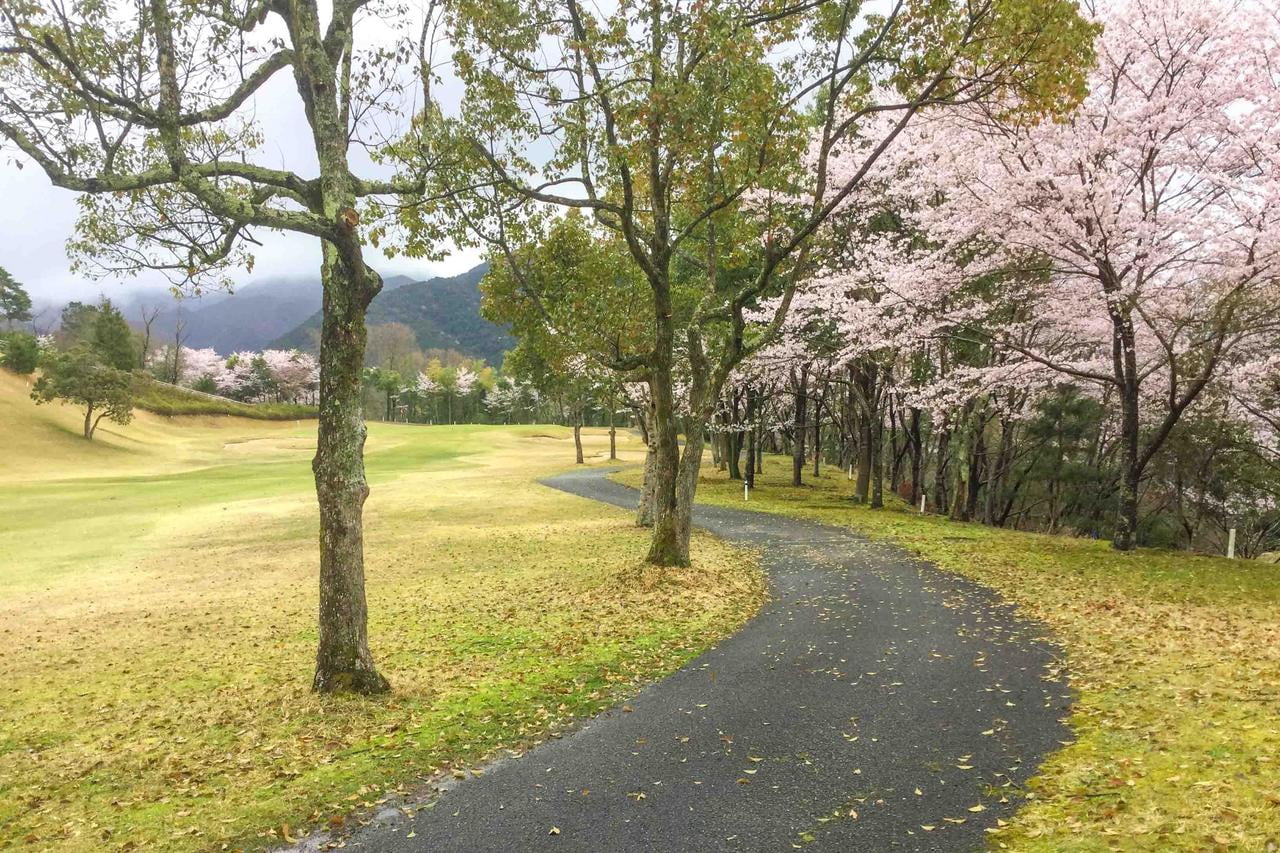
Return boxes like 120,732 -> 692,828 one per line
647,331 -> 689,565
933,425 -> 951,513
964,422 -> 985,520
727,393 -> 743,480
1114,382 -> 1142,550
668,424 -> 705,562
854,363 -> 876,502
985,417 -> 1014,525
82,403 -> 95,440
888,400 -> 903,497
792,365 -> 808,487
745,387 -> 756,490
573,418 -> 584,464
608,402 -> 617,461
637,400 -> 657,527
908,408 -> 923,508
311,257 -> 389,695
1111,308 -> 1143,551
812,388 -> 822,479
870,408 -> 884,509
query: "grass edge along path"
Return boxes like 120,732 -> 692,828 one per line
613,459 -> 1280,851
0,412 -> 765,852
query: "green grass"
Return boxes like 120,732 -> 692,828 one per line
614,458 -> 1280,851
0,376 -> 765,852
133,376 -> 318,419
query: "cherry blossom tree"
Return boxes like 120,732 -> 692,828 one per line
867,0 -> 1280,549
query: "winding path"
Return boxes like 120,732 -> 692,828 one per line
337,468 -> 1070,852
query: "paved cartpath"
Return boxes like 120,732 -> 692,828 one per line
335,468 -> 1070,852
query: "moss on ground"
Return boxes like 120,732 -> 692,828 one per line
614,459 -> 1280,851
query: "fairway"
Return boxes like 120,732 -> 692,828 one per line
0,371 -> 764,851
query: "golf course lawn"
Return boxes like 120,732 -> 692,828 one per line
0,370 -> 764,851
613,461 -> 1280,850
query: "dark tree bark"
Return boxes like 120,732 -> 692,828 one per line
636,400 -> 657,527
964,422 -> 985,520
1111,308 -> 1143,551
792,365 -> 808,487
726,392 -> 743,480
933,425 -> 951,513
908,407 -> 923,508
812,385 -> 823,479
608,401 -> 617,461
646,322 -> 689,564
854,363 -> 876,502
870,407 -> 885,509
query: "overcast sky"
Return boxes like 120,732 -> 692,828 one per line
0,6 -> 480,308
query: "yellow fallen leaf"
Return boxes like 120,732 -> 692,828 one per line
968,804 -> 986,813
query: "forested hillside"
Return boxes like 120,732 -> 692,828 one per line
272,265 -> 510,366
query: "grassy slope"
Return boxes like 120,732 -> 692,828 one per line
615,459 -> 1280,851
133,378 -> 318,419
0,372 -> 764,851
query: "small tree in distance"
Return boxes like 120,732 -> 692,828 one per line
31,348 -> 135,440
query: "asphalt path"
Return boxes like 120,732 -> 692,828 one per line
320,467 -> 1071,852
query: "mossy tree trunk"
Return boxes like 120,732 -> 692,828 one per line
291,0 -> 389,694
312,253 -> 388,694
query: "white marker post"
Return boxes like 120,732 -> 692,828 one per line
847,464 -> 853,480
919,494 -> 926,513
1227,528 -> 1236,559
744,481 -> 749,502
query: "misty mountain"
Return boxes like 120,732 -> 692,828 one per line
271,264 -> 511,366
52,273 -> 418,354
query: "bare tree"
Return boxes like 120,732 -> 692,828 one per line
137,304 -> 161,369
169,311 -> 189,384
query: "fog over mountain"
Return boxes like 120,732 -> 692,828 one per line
26,263 -> 509,366
39,273 -> 416,355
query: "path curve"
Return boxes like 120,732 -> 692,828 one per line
336,468 -> 1070,852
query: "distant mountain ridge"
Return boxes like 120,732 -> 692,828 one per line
271,264 -> 510,366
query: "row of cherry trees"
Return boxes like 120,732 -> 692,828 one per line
153,346 -> 320,404
709,0 -> 1280,554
